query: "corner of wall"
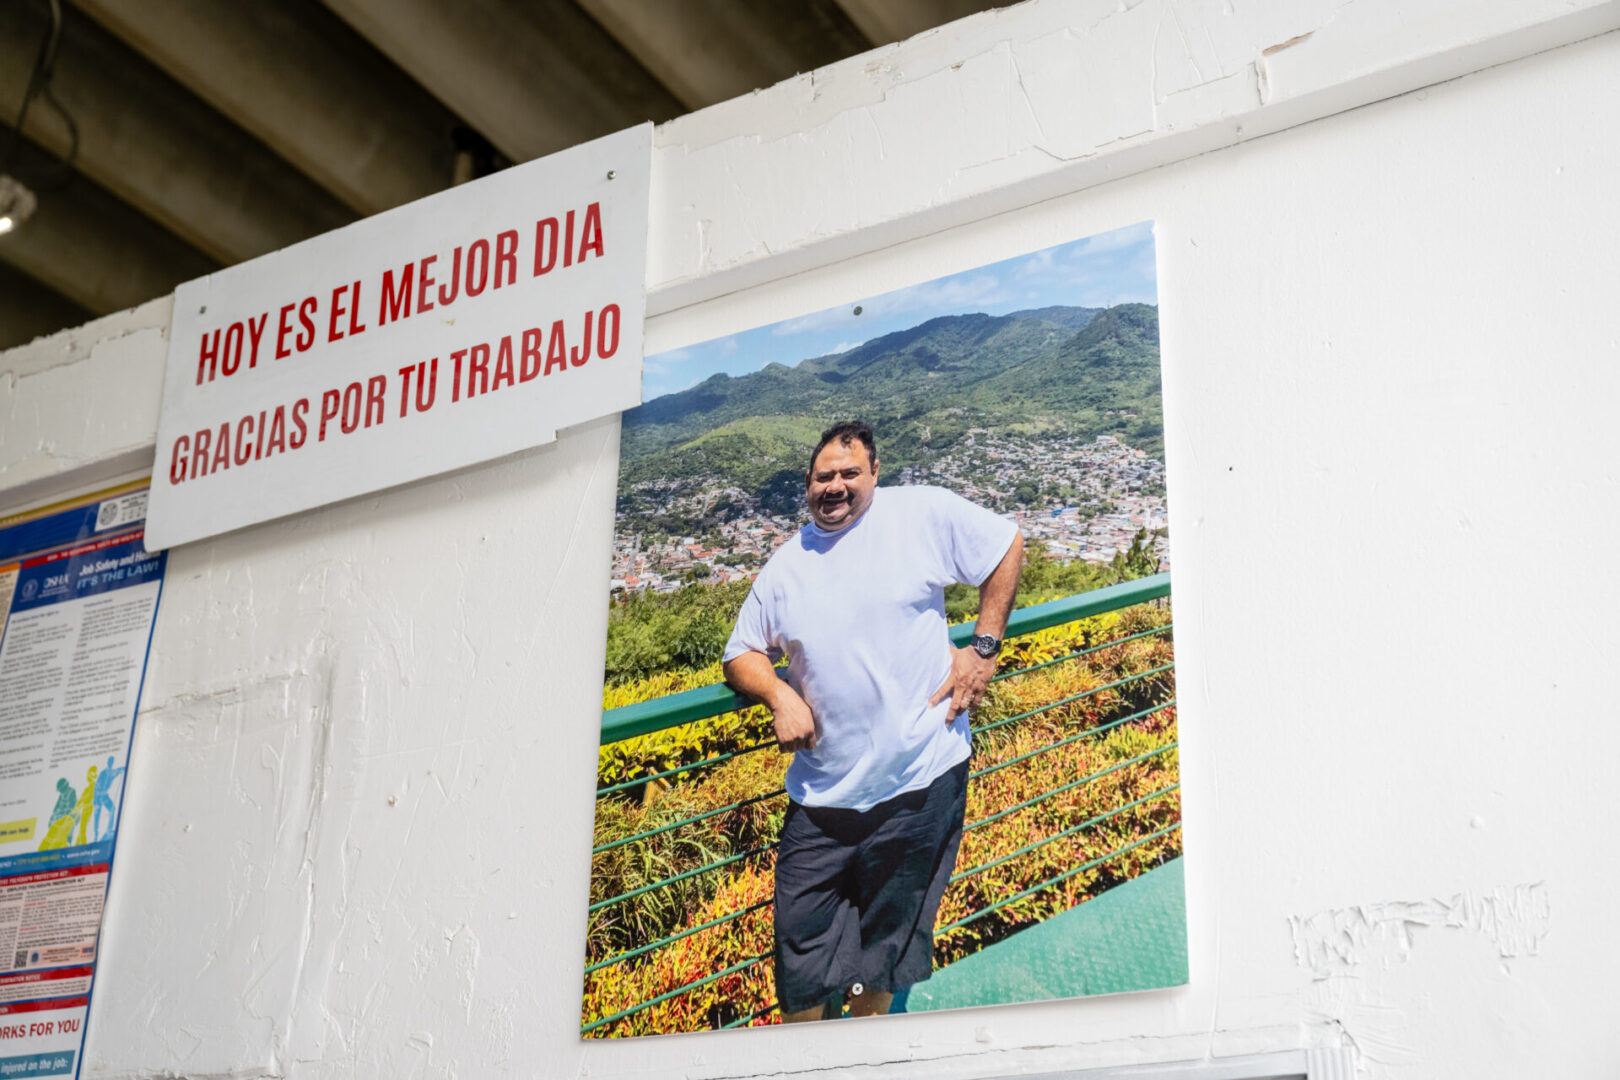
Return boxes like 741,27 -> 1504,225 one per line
0,294 -> 173,510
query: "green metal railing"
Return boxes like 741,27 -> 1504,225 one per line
583,572 -> 1179,1036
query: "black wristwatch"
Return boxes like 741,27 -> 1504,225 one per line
969,633 -> 1001,659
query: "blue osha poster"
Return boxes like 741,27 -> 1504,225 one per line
0,484 -> 164,1077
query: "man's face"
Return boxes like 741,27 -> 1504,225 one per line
806,439 -> 879,532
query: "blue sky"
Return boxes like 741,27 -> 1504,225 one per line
642,220 -> 1157,401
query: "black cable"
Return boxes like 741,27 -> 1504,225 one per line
34,82 -> 79,184
3,0 -> 79,188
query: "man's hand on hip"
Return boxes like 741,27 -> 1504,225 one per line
929,647 -> 997,720
771,687 -> 818,752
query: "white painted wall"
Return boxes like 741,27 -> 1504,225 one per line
3,1 -> 1618,1076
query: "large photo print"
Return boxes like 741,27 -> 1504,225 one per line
584,222 -> 1183,1037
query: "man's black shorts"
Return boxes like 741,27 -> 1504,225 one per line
773,759 -> 969,1015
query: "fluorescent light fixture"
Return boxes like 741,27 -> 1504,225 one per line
0,175 -> 37,237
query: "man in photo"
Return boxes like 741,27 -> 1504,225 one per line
722,420 -> 1024,1021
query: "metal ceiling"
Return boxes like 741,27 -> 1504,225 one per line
0,0 -> 1004,349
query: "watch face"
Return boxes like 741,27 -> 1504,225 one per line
972,635 -> 999,658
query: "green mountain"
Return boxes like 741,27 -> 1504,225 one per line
618,303 -> 1161,511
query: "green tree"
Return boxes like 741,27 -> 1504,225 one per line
943,536 -> 1163,622
604,579 -> 752,684
1109,528 -> 1163,581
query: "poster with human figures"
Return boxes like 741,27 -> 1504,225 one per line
0,483 -> 165,1078
584,222 -> 1185,1039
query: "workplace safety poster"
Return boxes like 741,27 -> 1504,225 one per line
0,483 -> 164,1078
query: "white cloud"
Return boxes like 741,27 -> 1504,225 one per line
1017,249 -> 1056,278
771,270 -> 1012,338
771,305 -> 860,337
1067,220 -> 1153,258
642,347 -> 689,373
865,271 -> 1011,318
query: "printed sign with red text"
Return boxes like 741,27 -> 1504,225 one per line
146,124 -> 651,550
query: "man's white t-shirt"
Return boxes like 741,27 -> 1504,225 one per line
723,485 -> 1020,811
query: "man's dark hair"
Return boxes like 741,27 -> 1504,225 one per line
807,421 -> 877,476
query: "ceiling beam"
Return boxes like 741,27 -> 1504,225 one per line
829,0 -> 997,46
0,259 -> 92,351
318,0 -> 684,163
1,3 -> 354,266
69,0 -> 460,216
576,0 -> 872,111
0,136 -> 217,316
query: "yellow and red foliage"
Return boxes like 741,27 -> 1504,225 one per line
584,603 -> 1179,1038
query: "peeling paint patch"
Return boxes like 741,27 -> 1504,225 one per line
1255,29 -> 1316,104
1263,31 -> 1315,56
1290,883 -> 1550,979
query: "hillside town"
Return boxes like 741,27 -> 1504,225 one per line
609,432 -> 1168,595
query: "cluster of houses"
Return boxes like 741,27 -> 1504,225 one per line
608,500 -> 799,595
608,433 -> 1168,596
892,431 -> 1170,569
